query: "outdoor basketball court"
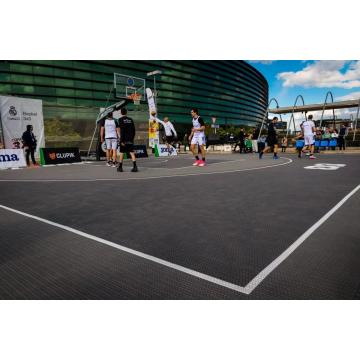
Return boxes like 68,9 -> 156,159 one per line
0,152 -> 359,299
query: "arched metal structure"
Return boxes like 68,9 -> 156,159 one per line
353,98 -> 360,141
266,92 -> 360,144
258,98 -> 284,139
319,91 -> 336,128
285,95 -> 306,137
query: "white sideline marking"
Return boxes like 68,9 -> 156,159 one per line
0,185 -> 360,295
0,157 -> 293,182
143,159 -> 246,171
0,204 -> 248,294
242,183 -> 360,294
1,183 -> 359,295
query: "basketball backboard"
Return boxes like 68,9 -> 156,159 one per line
114,73 -> 146,102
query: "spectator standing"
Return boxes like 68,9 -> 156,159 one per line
22,125 -> 38,167
252,127 -> 260,153
281,137 -> 288,153
234,128 -> 245,153
183,133 -> 189,152
338,124 -> 348,151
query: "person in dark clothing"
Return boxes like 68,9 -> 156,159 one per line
281,137 -> 288,152
117,108 -> 138,172
259,117 -> 279,159
295,132 -> 304,158
234,128 -> 246,153
252,126 -> 260,153
338,124 -> 347,151
183,133 -> 189,152
22,125 -> 38,167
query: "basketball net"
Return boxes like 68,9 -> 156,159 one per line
128,93 -> 141,106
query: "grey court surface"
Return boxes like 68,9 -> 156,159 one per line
0,152 -> 359,299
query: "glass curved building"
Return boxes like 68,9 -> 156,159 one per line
0,60 -> 268,150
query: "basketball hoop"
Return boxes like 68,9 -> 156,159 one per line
128,93 -> 141,106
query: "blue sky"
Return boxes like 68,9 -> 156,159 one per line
247,60 -> 360,124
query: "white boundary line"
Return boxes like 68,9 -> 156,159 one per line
242,183 -> 360,294
0,157 -> 293,182
1,183 -> 359,295
0,204 -> 247,294
141,158 -> 246,171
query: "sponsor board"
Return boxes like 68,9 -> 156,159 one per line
211,145 -> 232,152
0,96 -> 45,156
131,145 -> 148,158
40,147 -> 81,165
101,142 -> 148,158
154,144 -> 177,157
0,149 -> 27,169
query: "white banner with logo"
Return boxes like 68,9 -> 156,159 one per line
155,144 -> 177,157
0,96 -> 45,156
0,149 -> 27,169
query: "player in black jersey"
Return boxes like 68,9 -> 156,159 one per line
117,108 -> 138,172
259,117 -> 279,160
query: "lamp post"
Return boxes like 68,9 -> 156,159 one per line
147,70 -> 162,107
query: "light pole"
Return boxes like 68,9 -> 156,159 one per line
147,70 -> 162,108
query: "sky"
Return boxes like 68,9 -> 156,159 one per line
247,60 -> 360,126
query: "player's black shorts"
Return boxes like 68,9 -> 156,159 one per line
165,135 -> 174,143
266,136 -> 278,147
119,142 -> 134,153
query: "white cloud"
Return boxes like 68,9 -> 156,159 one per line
336,91 -> 360,101
277,61 -> 360,89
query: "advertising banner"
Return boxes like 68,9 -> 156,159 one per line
0,149 -> 27,169
132,145 -> 148,158
100,142 -> 148,158
40,147 -> 81,165
0,96 -> 45,156
154,144 -> 177,157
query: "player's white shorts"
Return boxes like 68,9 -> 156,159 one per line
304,135 -> 315,146
105,138 -> 118,150
191,133 -> 206,146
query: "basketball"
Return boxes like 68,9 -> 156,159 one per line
151,111 -> 157,116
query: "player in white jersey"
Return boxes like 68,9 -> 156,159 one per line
100,112 -> 120,167
189,108 -> 206,166
300,114 -> 316,159
153,116 -> 177,155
